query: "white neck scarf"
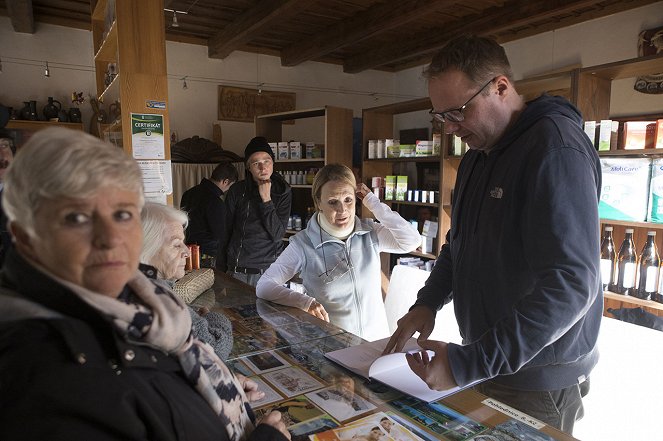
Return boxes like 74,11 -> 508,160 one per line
318,211 -> 355,240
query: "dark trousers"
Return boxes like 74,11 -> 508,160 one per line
473,378 -> 589,435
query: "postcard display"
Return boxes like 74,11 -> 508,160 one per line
221,302 -> 561,441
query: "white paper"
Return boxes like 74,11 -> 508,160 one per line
325,337 -> 461,402
137,160 -> 173,195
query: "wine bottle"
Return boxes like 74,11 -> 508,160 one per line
615,228 -> 637,295
600,226 -> 615,292
635,231 -> 660,300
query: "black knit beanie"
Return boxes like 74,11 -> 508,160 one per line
244,136 -> 274,162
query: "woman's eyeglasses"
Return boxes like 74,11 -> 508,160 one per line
429,77 -> 496,123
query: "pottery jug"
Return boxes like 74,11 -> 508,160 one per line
43,97 -> 62,120
57,109 -> 69,122
21,101 -> 38,121
68,107 -> 82,123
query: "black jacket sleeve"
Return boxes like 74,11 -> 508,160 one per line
414,229 -> 453,312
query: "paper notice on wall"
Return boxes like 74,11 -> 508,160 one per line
131,113 -> 165,159
137,160 -> 172,195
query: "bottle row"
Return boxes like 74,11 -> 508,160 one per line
600,226 -> 663,303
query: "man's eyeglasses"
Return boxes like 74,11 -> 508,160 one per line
429,77 -> 496,123
249,158 -> 273,169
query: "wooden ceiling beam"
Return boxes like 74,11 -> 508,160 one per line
280,0 -> 458,67
342,0 -> 639,73
6,0 -> 35,34
208,0 -> 310,59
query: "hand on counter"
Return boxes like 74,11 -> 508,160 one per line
236,374 -> 265,402
258,410 -> 291,440
405,340 -> 458,392
382,305 -> 436,355
307,300 -> 329,322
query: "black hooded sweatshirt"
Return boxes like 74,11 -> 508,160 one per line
416,95 -> 603,391
216,172 -> 291,272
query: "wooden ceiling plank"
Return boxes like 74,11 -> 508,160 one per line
343,0 -> 655,73
207,0 -> 310,59
6,0 -> 35,33
281,0 -> 458,67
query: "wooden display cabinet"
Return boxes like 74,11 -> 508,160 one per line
254,106 -> 353,238
5,120 -> 84,150
90,0 -> 171,202
572,52 -> 663,317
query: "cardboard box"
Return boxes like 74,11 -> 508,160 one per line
583,121 -> 597,149
367,140 -> 377,159
384,175 -> 396,200
377,139 -> 386,159
420,235 -> 434,254
648,158 -> 663,223
386,139 -> 400,158
396,175 -> 408,201
623,121 -> 656,150
656,120 -> 663,149
422,220 -> 439,238
597,120 -> 613,152
416,140 -> 434,156
306,142 -> 323,158
399,144 -> 415,157
432,133 -> 442,156
268,142 -> 278,158
277,142 -> 289,160
599,157 -> 651,221
289,141 -> 302,160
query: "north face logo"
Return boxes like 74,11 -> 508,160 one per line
490,187 -> 503,199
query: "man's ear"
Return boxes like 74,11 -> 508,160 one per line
10,222 -> 38,261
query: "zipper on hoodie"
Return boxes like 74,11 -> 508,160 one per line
234,191 -> 251,270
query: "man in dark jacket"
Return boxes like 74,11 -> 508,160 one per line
385,35 -> 602,435
216,136 -> 291,286
180,162 -> 238,262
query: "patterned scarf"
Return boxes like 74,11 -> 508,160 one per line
53,269 -> 256,441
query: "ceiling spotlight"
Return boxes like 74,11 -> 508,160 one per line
172,11 -> 179,27
44,61 -> 50,78
182,76 -> 188,90
257,83 -> 264,95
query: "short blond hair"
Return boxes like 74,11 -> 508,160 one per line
3,127 -> 144,237
311,164 -> 356,211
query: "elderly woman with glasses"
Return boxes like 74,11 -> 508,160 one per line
0,128 -> 289,440
256,164 -> 421,341
140,202 -> 234,361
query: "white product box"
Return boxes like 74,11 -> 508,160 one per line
583,121 -> 597,148
422,220 -> 439,238
600,157 -> 651,222
648,158 -> 663,223
597,120 -> 612,152
289,141 -> 302,160
277,142 -> 289,160
421,235 -> 434,254
368,140 -> 378,159
268,142 -> 278,158
377,139 -> 386,159
416,140 -> 434,156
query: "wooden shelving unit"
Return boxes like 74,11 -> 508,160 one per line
90,0 -> 171,202
5,120 -> 84,150
90,0 -> 169,154
255,106 -> 353,221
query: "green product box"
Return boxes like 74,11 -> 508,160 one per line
385,175 -> 396,200
396,175 -> 408,201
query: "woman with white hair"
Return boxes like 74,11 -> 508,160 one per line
0,128 -> 289,440
140,202 -> 233,360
